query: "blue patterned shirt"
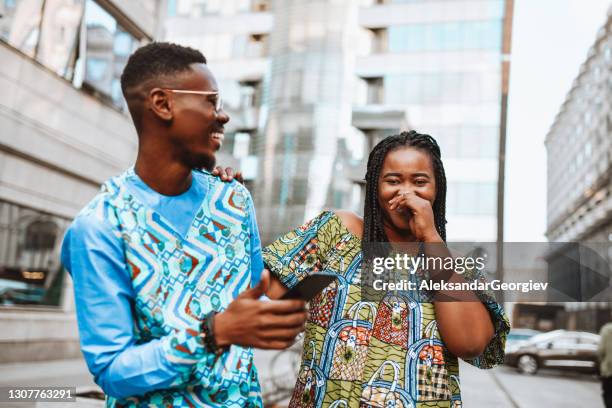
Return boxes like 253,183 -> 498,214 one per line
61,168 -> 264,407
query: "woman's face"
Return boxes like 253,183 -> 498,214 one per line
377,146 -> 437,235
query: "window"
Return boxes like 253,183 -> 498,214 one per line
384,72 -> 499,105
24,220 -> 57,251
0,0 -> 144,111
233,132 -> 251,158
239,79 -> 262,108
245,33 -> 268,58
80,0 -> 140,110
251,0 -> 269,12
549,336 -> 579,349
232,33 -> 269,58
388,20 -> 503,52
285,69 -> 303,103
0,200 -> 70,307
167,0 -> 177,17
278,133 -> 297,207
0,0 -> 45,57
364,76 -> 384,104
447,182 -> 497,216
37,0 -> 85,78
368,27 -> 387,53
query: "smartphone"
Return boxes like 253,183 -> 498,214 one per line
280,273 -> 337,301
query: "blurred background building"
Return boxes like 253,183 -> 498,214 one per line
0,0 -> 516,362
541,5 -> 612,333
0,0 -> 167,362
546,5 -> 611,251
165,0 -> 514,244
0,0 -> 609,406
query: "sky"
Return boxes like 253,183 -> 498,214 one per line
504,0 -> 611,242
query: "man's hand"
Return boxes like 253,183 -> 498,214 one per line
212,166 -> 244,184
213,270 -> 307,349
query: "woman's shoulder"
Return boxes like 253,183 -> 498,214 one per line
331,210 -> 363,239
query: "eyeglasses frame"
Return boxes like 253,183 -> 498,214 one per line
162,89 -> 224,112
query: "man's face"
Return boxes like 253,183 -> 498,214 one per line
166,63 -> 229,170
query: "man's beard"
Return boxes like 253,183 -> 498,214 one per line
188,153 -> 216,171
200,154 -> 216,171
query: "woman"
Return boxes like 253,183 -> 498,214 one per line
263,131 -> 510,407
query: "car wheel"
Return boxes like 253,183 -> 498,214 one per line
517,355 -> 538,375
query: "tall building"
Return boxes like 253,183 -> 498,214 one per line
164,0 -> 272,196
165,0 -> 514,245
0,0 -> 165,362
348,0 -> 514,245
545,6 -> 612,332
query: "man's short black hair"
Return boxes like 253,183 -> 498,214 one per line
120,42 -> 206,94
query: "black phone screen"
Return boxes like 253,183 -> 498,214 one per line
280,273 -> 337,301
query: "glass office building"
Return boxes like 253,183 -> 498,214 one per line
545,6 -> 611,333
165,0 -> 513,243
0,0 -> 163,362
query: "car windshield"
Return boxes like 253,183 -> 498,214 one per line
508,333 -> 536,341
526,330 -> 566,344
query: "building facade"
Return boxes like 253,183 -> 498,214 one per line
0,0 -> 165,362
165,0 -> 514,244
545,6 -> 612,333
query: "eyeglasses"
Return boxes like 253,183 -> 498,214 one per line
163,89 -> 224,112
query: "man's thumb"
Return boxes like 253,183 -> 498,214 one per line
241,269 -> 270,298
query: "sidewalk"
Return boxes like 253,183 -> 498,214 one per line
0,357 -> 602,407
0,358 -> 103,407
460,360 -> 603,408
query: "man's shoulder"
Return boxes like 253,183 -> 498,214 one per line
61,190 -> 123,269
67,189 -> 121,240
194,170 -> 253,204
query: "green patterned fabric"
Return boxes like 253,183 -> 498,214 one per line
263,211 -> 510,408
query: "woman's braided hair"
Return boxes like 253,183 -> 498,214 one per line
362,130 -> 447,262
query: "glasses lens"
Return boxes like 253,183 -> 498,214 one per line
216,96 -> 223,112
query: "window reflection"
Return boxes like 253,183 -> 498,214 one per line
428,126 -> 498,159
387,0 -> 505,16
37,0 -> 84,78
446,182 -> 497,216
0,200 -> 69,306
0,0 -> 44,57
81,0 -> 139,110
1,0 -> 143,111
388,20 -> 503,52
385,72 -> 500,105
170,0 -> 269,17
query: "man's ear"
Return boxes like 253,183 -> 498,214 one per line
148,88 -> 173,122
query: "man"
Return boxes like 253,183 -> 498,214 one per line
600,322 -> 612,407
61,42 -> 307,407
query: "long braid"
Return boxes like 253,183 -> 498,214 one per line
362,130 -> 448,265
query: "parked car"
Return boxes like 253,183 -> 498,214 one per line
505,330 -> 600,375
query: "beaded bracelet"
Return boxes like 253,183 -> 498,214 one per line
200,311 -> 226,356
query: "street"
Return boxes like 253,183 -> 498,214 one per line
460,361 -> 602,408
0,354 -> 603,407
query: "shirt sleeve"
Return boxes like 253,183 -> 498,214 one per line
61,206 -> 215,399
458,266 -> 511,369
246,188 -> 264,288
262,211 -> 341,290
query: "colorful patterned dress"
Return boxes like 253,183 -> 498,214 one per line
263,211 -> 510,408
